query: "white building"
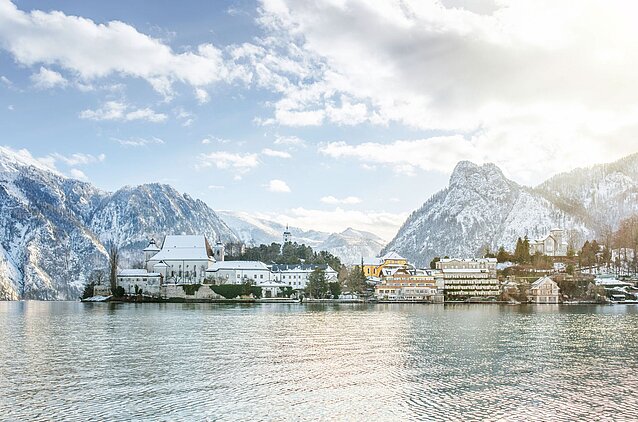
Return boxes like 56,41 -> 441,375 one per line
436,258 -> 500,300
205,260 -> 272,284
116,269 -> 162,295
529,228 -> 569,257
146,235 -> 216,284
529,276 -> 560,304
270,264 -> 338,290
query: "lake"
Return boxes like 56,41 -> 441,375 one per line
1,302 -> 637,421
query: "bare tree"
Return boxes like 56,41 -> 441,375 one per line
108,242 -> 120,294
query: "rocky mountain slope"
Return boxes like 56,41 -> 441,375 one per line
382,161 -> 595,266
0,147 -> 237,300
217,211 -> 384,264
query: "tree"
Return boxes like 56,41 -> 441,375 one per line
305,268 -> 328,298
496,246 -> 510,263
81,280 -> 95,299
107,242 -> 120,295
429,257 -> 440,269
346,265 -> 367,294
328,281 -> 342,299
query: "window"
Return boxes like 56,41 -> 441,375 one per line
260,274 -> 263,279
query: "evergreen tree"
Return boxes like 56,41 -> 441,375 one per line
305,268 -> 328,298
496,246 -> 509,263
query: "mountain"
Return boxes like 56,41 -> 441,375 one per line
383,161 -> 593,266
0,147 -> 237,300
535,152 -> 638,232
318,228 -> 385,264
217,211 -> 384,264
216,210 -> 328,247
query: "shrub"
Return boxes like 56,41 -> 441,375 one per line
181,284 -> 202,295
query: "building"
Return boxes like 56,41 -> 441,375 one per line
116,269 -> 162,295
529,228 -> 569,257
283,225 -> 292,243
212,241 -> 225,262
270,263 -> 338,290
374,268 -> 440,301
363,251 -> 412,278
206,261 -> 272,284
436,258 -> 500,300
529,276 -> 560,303
145,235 -> 216,284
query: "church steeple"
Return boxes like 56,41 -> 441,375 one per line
283,224 -> 292,243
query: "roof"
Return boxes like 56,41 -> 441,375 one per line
531,276 -> 556,289
363,257 -> 383,266
440,258 -> 497,263
149,235 -> 213,261
270,263 -> 336,273
118,269 -> 160,277
153,261 -> 169,268
143,239 -> 161,252
207,261 -> 270,271
380,251 -> 406,261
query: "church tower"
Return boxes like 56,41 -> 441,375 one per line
283,225 -> 292,243
213,240 -> 225,262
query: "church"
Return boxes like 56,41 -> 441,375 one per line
529,228 -> 569,257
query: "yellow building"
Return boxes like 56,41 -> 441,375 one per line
363,251 -> 410,278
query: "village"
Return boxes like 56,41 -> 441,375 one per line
88,226 -> 638,305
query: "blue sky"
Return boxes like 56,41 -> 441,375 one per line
1,0 -> 637,240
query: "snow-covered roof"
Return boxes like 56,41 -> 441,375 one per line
207,261 -> 270,271
531,276 -> 556,289
143,238 -> 161,252
363,257 -> 383,266
270,263 -> 336,273
440,258 -> 497,263
150,235 -> 213,261
381,251 -> 406,261
118,269 -> 161,277
153,261 -> 169,268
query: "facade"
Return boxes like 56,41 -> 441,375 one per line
206,260 -> 272,284
270,263 -> 338,290
146,235 -> 215,284
529,228 -> 569,257
375,268 -> 439,301
436,258 -> 500,300
116,269 -> 162,295
363,251 -> 412,278
529,276 -> 560,303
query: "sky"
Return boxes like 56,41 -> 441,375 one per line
1,0 -> 638,241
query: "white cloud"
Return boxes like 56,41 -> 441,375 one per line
7,105 -> 14,111
112,137 -> 165,147
1,75 -> 13,87
320,195 -> 362,205
208,184 -> 225,190
79,101 -> 167,123
194,88 -> 210,104
252,0 -> 638,182
274,135 -> 305,146
50,152 -> 105,166
201,138 -> 211,144
197,151 -> 259,174
262,148 -> 292,158
69,168 -> 88,181
266,179 -> 291,193
30,66 -> 67,89
0,1 -> 240,99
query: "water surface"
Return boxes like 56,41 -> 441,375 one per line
1,302 -> 637,421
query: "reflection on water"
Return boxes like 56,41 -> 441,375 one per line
1,302 -> 637,421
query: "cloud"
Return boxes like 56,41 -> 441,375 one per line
266,179 -> 291,193
197,151 -> 259,174
320,195 -> 362,205
112,137 -> 165,147
30,66 -> 67,89
274,135 -> 305,146
0,75 -> 11,87
79,101 -> 167,123
262,148 -> 291,158
50,152 -> 105,166
252,0 -> 638,182
208,184 -> 225,190
0,1 -> 242,99
201,138 -> 211,144
194,88 -> 210,104
69,168 -> 88,181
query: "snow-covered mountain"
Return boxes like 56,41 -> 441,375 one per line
535,152 -> 638,231
383,161 -> 594,267
217,211 -> 384,264
319,228 -> 385,264
0,147 -> 237,300
216,210 -> 328,247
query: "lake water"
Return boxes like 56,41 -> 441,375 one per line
1,302 -> 638,421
